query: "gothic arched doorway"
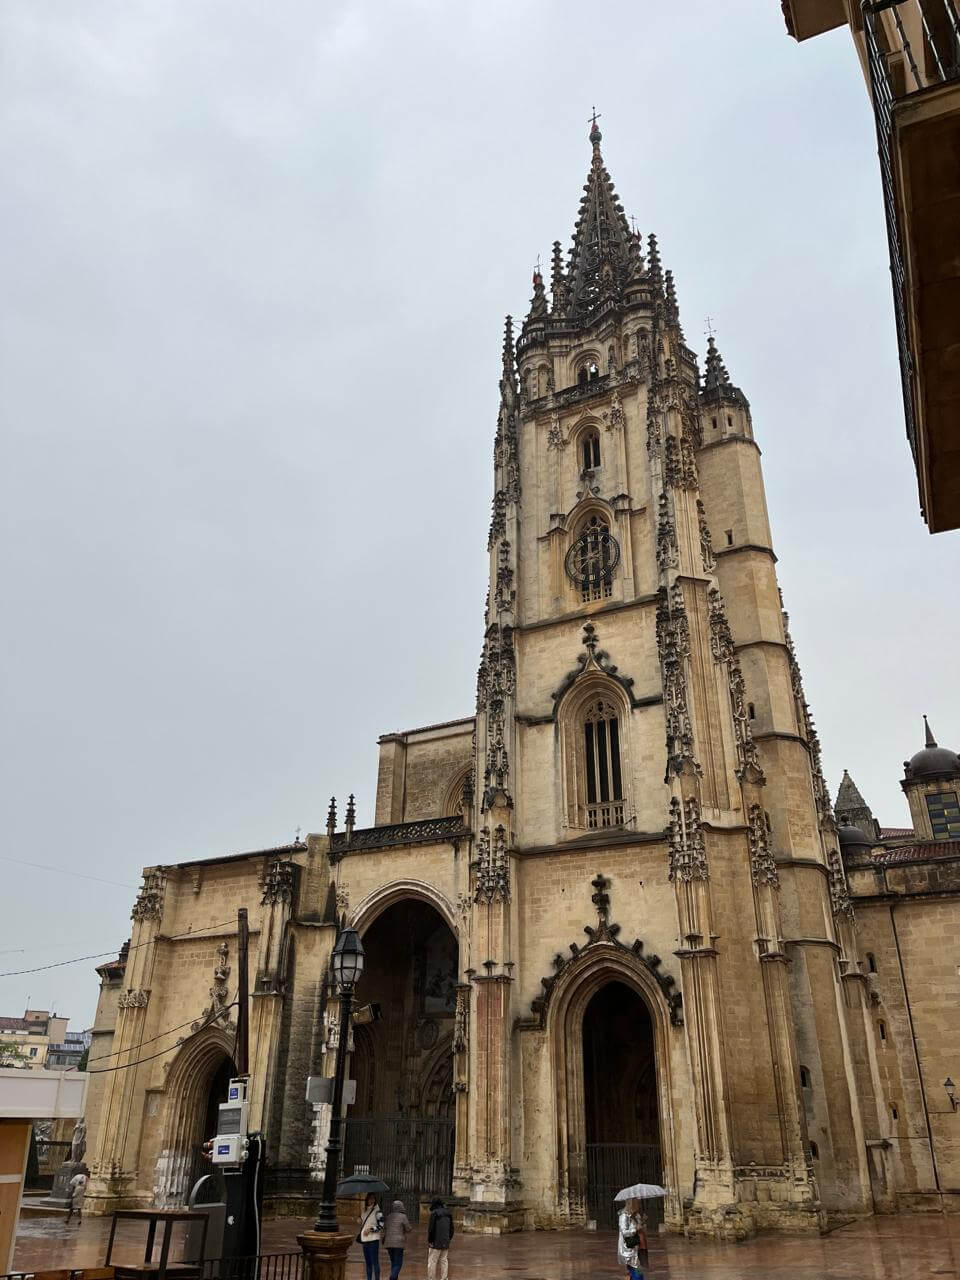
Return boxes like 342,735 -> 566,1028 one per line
582,981 -> 662,1228
343,897 -> 457,1219
154,1033 -> 236,1207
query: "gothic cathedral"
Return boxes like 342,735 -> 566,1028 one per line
85,124 -> 948,1238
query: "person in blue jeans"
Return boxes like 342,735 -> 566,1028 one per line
359,1193 -> 384,1280
382,1199 -> 412,1279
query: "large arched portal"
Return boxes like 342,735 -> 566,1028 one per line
154,1033 -> 236,1207
344,898 -> 458,1218
582,981 -> 663,1228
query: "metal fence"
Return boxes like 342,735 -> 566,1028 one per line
585,1142 -> 663,1230
200,1253 -> 301,1280
0,1254 -> 302,1280
342,1115 -> 454,1223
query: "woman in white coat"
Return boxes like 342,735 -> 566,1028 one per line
617,1197 -> 647,1280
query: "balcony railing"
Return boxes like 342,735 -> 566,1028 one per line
862,1 -> 960,462
585,801 -> 625,830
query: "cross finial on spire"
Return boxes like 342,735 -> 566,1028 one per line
294,825 -> 302,843
705,315 -> 716,338
924,714 -> 938,748
588,107 -> 602,147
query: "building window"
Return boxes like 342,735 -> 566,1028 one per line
29,1047 -> 37,1057
580,431 -> 601,472
878,1020 -> 887,1042
809,1141 -> 819,1160
867,952 -> 877,974
711,416 -> 718,430
582,698 -> 624,830
799,1065 -> 810,1089
727,415 -> 733,429
891,1104 -> 899,1121
926,791 -> 960,840
725,529 -> 733,546
747,702 -> 756,720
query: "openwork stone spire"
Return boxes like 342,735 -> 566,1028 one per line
564,120 -> 637,317
701,333 -> 749,410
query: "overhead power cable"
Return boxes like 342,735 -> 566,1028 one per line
0,854 -> 136,889
0,920 -> 237,979
86,995 -> 240,1065
86,1002 -> 239,1074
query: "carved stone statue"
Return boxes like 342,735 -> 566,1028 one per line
70,1118 -> 87,1165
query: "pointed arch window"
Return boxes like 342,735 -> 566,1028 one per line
567,514 -> 618,603
580,430 -> 601,472
582,698 -> 624,829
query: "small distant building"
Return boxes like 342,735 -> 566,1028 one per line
0,1012 -> 74,1072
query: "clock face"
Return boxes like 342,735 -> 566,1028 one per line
565,517 -> 620,591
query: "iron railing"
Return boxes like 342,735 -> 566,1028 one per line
200,1254 -> 301,1280
585,1141 -> 663,1230
862,2 -> 960,463
262,1167 -> 317,1198
342,1115 -> 454,1223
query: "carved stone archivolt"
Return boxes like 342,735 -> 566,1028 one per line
477,623 -> 515,808
707,588 -> 762,782
656,586 -> 700,779
261,857 -> 295,906
191,941 -> 231,1032
132,870 -> 166,923
827,845 -> 855,923
697,499 -> 716,571
474,824 -> 510,904
551,622 -> 642,714
529,874 -> 683,1027
667,796 -> 708,883
747,804 -> 779,888
656,491 -> 679,573
118,989 -> 149,1010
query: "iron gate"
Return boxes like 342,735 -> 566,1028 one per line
342,1115 -> 454,1223
585,1142 -> 662,1230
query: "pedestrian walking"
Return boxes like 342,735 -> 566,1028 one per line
382,1198 -> 411,1279
426,1197 -> 454,1280
358,1191 -> 384,1280
617,1197 -> 648,1280
65,1167 -> 88,1225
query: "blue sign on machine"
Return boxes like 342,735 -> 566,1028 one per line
217,1143 -> 231,1156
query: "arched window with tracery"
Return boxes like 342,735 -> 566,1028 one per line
580,430 -> 601,472
567,514 -> 617,603
582,698 -> 624,829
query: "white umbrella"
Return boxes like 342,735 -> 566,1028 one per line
614,1182 -> 667,1201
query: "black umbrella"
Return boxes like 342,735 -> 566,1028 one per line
336,1173 -> 390,1197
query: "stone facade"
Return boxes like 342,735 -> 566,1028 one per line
83,125 -> 955,1236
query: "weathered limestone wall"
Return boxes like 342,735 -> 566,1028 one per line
374,723 -> 474,825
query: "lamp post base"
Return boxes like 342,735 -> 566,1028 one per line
298,1231 -> 355,1280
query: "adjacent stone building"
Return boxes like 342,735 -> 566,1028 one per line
83,124 -> 958,1235
836,718 -> 960,1214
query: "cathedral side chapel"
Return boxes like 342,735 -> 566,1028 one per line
83,122 -> 960,1236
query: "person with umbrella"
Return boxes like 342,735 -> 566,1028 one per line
615,1182 -> 663,1280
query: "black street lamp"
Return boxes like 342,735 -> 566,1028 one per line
314,926 -> 365,1234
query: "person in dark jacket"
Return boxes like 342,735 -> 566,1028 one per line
426,1197 -> 454,1280
382,1199 -> 411,1279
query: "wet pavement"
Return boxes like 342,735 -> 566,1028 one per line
13,1209 -> 960,1278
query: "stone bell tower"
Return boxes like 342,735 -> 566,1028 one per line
456,119 -> 871,1235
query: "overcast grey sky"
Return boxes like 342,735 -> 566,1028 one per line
2,1 -> 957,1027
